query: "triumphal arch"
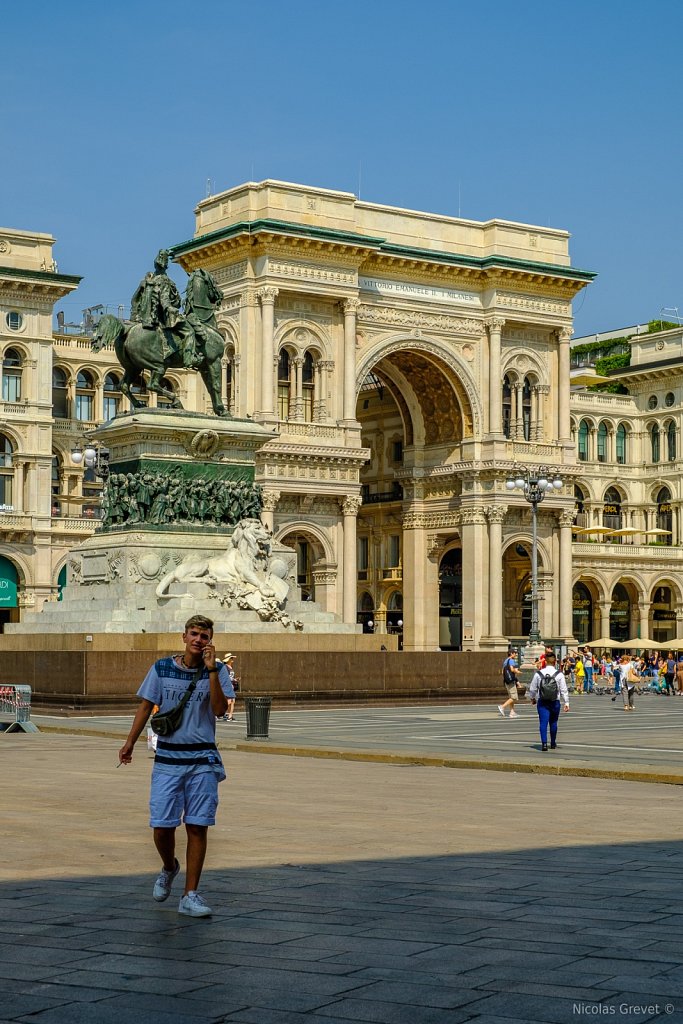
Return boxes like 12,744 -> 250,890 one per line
170,180 -> 594,651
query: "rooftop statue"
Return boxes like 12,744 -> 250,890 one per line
91,250 -> 230,417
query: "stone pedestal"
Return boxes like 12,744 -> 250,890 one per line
9,409 -> 360,637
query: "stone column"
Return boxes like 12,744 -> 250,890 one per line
402,511 -> 441,652
485,505 -> 506,642
598,599 -> 612,639
638,601 -> 650,641
675,605 -> 683,643
94,382 -> 104,422
558,327 -> 572,443
512,384 -> 523,439
487,317 -> 505,437
558,510 -> 575,639
342,299 -> 361,422
292,356 -> 304,420
459,508 -> 487,650
261,490 -> 280,533
257,286 -> 278,419
13,460 -> 26,514
341,495 -> 362,624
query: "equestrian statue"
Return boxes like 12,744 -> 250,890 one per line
91,249 -> 230,417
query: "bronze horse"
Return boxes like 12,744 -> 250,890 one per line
91,271 -> 230,417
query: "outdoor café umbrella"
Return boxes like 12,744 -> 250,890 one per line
587,637 -> 619,648
609,528 -> 639,537
643,529 -> 672,536
574,526 -> 614,535
622,637 -> 659,649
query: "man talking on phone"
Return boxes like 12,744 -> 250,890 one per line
118,615 -> 234,917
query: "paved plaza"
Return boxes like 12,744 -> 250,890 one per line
1,711 -> 683,1024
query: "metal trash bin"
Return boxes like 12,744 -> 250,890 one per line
244,696 -> 272,740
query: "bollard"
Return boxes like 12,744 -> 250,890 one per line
244,696 -> 272,740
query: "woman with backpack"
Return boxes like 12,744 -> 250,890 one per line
528,652 -> 570,751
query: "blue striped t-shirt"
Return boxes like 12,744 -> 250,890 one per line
138,656 -> 234,777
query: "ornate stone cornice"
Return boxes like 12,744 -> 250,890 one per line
268,258 -> 356,287
357,304 -> 482,336
459,508 -> 487,526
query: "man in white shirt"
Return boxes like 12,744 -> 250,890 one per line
528,651 -> 570,751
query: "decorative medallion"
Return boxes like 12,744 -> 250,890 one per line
189,429 -> 220,458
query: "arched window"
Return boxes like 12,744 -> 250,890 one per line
277,350 -> 290,420
302,352 -> 314,422
52,367 -> 69,419
2,348 -> 23,402
357,591 -> 375,633
651,423 -> 660,463
667,421 -> 676,462
75,370 -> 95,422
657,486 -> 673,545
103,373 -> 121,421
616,423 -> 627,464
578,420 -> 589,461
603,487 -> 622,535
522,377 -> 532,441
597,422 -> 608,463
0,434 -> 14,509
502,376 -> 512,438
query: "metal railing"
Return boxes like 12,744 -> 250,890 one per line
0,685 -> 38,733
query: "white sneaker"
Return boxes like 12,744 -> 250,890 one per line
153,858 -> 180,902
178,891 -> 212,917
509,710 -> 519,719
497,705 -> 506,716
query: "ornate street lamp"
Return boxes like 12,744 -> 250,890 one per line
70,439 -> 109,478
505,466 -> 563,661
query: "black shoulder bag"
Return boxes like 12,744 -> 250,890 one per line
150,667 -> 202,737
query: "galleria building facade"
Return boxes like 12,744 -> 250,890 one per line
1,181 -> 681,651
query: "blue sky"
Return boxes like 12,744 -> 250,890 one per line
2,0 -> 682,336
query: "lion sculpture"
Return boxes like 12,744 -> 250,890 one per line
156,519 -> 298,625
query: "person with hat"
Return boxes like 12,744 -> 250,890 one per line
219,653 -> 238,722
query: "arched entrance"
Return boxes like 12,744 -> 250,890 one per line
503,542 -> 535,640
572,581 -> 594,644
609,582 -> 631,642
439,549 -> 462,650
0,554 -> 19,630
279,529 -> 326,602
651,583 -> 676,643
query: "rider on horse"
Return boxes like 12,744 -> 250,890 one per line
130,249 -> 204,370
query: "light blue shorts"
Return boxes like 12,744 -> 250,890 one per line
149,769 -> 219,828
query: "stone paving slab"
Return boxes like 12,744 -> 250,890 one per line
1,734 -> 682,1023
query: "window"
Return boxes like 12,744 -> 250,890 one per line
130,378 -> 148,406
657,487 -> 673,545
103,373 -> 121,420
667,421 -> 676,461
502,376 -> 512,438
51,454 -> 62,515
0,433 -> 14,508
277,350 -> 290,420
603,487 -> 622,535
522,377 -> 532,441
2,348 -> 23,402
392,440 -> 403,463
5,312 -> 23,331
388,534 -> 400,568
651,424 -> 660,463
76,369 -> 95,422
156,377 -> 176,408
302,352 -> 314,422
578,420 -> 589,461
665,392 -> 675,407
225,357 -> 234,413
358,537 -> 369,574
573,485 -> 586,532
52,367 -> 69,418
597,422 -> 608,462
82,465 -> 102,518
648,395 -> 658,410
616,423 -> 627,464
